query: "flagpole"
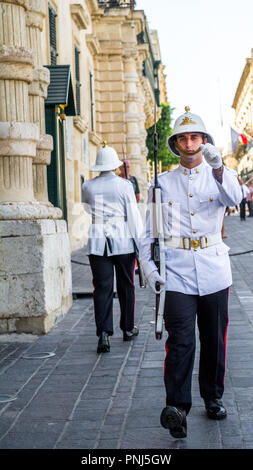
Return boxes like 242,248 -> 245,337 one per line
217,76 -> 223,129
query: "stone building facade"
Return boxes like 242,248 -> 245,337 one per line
0,0 -> 166,334
230,48 -> 253,181
0,0 -> 72,334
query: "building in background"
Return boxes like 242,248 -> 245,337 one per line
228,48 -> 253,183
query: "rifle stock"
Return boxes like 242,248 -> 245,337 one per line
151,106 -> 165,340
135,251 -> 146,288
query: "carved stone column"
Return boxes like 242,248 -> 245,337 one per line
0,0 -> 72,335
124,55 -> 141,163
123,54 -> 149,201
26,0 -> 53,204
0,0 -> 38,205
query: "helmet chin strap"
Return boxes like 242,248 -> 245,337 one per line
175,143 -> 202,156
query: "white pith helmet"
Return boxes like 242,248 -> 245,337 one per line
167,106 -> 215,157
91,142 -> 122,172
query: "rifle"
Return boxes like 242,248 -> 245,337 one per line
122,146 -> 146,289
151,106 -> 165,340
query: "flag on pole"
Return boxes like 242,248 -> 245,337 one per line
246,135 -> 253,151
231,128 -> 240,153
231,128 -> 248,152
240,133 -> 248,145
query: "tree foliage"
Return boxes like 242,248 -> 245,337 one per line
146,103 -> 180,170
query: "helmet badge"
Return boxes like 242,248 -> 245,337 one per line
179,106 -> 197,126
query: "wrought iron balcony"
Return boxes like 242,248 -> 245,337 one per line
98,0 -> 136,10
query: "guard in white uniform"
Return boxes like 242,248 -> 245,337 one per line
82,143 -> 142,353
139,107 -> 242,438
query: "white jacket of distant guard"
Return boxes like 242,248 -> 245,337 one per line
139,162 -> 242,296
82,171 -> 143,256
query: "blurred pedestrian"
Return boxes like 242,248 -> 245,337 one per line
239,179 -> 250,220
82,144 -> 142,353
140,107 -> 242,438
246,183 -> 253,216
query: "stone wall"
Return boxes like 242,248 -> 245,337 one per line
0,0 -> 72,334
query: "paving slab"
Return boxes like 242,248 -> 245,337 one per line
0,214 -> 253,461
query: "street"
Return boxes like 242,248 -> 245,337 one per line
0,214 -> 253,452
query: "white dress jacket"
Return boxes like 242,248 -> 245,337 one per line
82,171 -> 143,256
139,162 -> 242,296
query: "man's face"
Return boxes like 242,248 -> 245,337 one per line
175,132 -> 207,167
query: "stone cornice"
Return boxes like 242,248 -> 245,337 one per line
1,0 -> 29,9
0,122 -> 39,157
70,3 -> 90,30
86,34 -> 100,56
26,0 -> 47,30
95,6 -> 131,20
132,10 -> 145,32
0,46 -> 34,84
89,130 -> 101,145
232,58 -> 252,110
137,42 -> 149,61
0,202 -> 62,220
73,115 -> 89,133
86,0 -> 100,15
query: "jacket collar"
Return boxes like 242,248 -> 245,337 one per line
98,171 -> 116,178
179,161 -> 206,176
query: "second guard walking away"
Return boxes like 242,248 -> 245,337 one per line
139,107 -> 242,438
82,143 -> 143,354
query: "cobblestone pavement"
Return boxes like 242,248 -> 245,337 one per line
0,214 -> 253,455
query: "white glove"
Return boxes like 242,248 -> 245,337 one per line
147,270 -> 165,294
200,143 -> 222,169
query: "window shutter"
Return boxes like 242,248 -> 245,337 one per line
49,4 -> 57,65
45,106 -> 58,207
75,46 -> 81,115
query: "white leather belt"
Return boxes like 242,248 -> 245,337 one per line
164,233 -> 222,251
92,215 -> 127,223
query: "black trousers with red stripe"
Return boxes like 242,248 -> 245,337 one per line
89,252 -> 136,336
163,288 -> 229,414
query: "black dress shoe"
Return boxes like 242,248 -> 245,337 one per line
160,406 -> 187,438
97,332 -> 110,353
204,399 -> 227,420
123,326 -> 139,342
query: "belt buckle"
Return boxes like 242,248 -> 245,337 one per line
190,238 -> 201,251
200,236 -> 208,249
182,237 -> 191,250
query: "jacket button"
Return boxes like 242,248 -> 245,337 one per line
191,211 -> 195,216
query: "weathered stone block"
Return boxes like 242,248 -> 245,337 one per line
0,219 -> 72,334
0,272 -> 45,317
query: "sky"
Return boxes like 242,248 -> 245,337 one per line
135,0 -> 253,150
